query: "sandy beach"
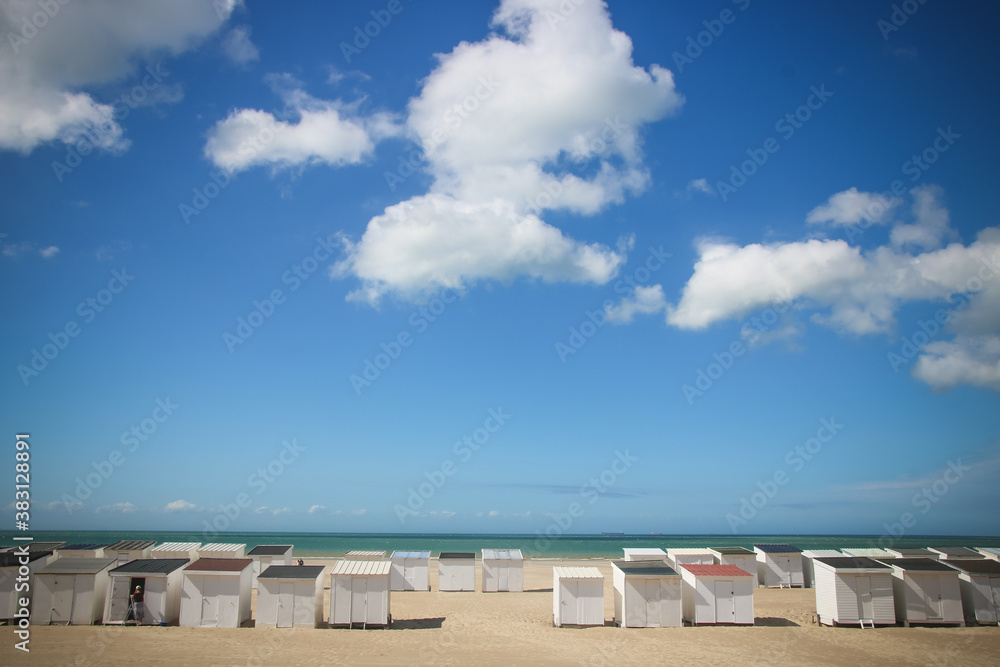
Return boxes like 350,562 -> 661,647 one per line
3,558 -> 997,666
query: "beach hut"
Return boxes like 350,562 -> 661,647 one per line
345,550 -> 385,560
0,549 -> 55,622
622,548 -> 666,562
151,542 -> 201,560
812,557 -> 895,627
886,547 -> 938,559
927,547 -> 984,561
105,540 -> 155,566
329,559 -> 391,628
103,558 -> 188,625
666,548 -> 714,570
482,549 -> 524,593
680,564 -> 754,626
32,557 -> 116,625
753,544 -> 804,588
247,545 -> 293,589
438,552 -> 476,592
708,547 -> 757,582
1,541 -> 66,553
179,558 -> 253,628
256,565 -> 325,628
884,558 -> 964,627
389,551 -> 431,591
945,559 -> 1000,625
841,548 -> 894,559
553,566 -> 604,627
801,550 -> 843,588
977,547 -> 1000,562
198,543 -> 246,559
611,560 -> 682,628
55,544 -> 107,559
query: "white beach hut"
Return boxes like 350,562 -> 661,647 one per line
945,559 -> 1000,625
438,552 -> 476,592
977,547 -> 1000,562
198,543 -> 246,559
927,547 -> 985,561
800,550 -> 843,588
345,550 -> 385,560
666,548 -> 714,570
611,560 -> 682,628
55,544 -> 108,559
753,544 -> 804,588
247,545 -> 294,589
329,559 -> 391,628
886,547 -> 939,559
812,557 -> 895,627
482,549 -> 524,593
708,547 -> 758,582
884,558 -> 964,627
389,551 -> 431,591
680,563 -> 754,626
256,565 -> 325,628
104,558 -> 188,625
105,540 -> 155,566
553,566 -> 604,627
151,542 -> 201,560
0,549 -> 55,622
622,548 -> 666,562
32,557 -> 116,625
179,558 -> 253,628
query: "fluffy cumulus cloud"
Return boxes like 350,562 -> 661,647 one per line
0,0 -> 238,153
164,499 -> 200,512
806,186 -> 900,226
608,185 -> 1000,392
334,0 -> 682,304
204,74 -> 400,173
221,25 -> 259,64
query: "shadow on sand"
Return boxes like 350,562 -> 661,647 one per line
390,617 -> 446,630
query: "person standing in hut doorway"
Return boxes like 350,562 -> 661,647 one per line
130,585 -> 144,625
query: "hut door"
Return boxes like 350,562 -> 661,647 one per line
50,576 -> 74,623
109,576 -> 131,620
856,576 -> 873,619
644,579 -> 661,628
200,577 -> 219,627
561,581 -> 578,625
777,557 -> 791,585
498,564 -> 509,591
923,575 -> 942,620
715,580 -> 736,623
277,582 -> 294,628
351,578 -> 367,624
403,561 -> 414,591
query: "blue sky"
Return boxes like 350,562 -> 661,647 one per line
1,0 -> 998,537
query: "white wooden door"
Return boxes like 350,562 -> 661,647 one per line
645,579 -> 662,628
624,578 -> 644,627
777,557 -> 791,585
50,576 -> 74,623
923,575 -> 942,620
72,575 -> 91,623
276,582 -> 294,628
498,564 -> 508,591
715,580 -> 736,623
351,578 -> 367,624
857,576 -> 873,619
403,562 -> 414,591
561,581 -> 578,625
108,577 -> 131,621
200,577 -> 219,627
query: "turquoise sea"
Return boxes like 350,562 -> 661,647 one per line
3,531 -> 999,558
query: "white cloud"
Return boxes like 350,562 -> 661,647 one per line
913,336 -> 1000,392
806,186 -> 900,226
39,245 -> 59,258
686,178 -> 714,196
606,284 -> 668,323
96,502 -> 137,514
488,510 -> 501,517
308,504 -> 327,514
0,0 -> 237,153
335,0 -> 681,304
2,241 -> 34,258
164,499 -> 199,512
272,507 -> 291,516
889,184 -> 958,251
221,25 -> 259,64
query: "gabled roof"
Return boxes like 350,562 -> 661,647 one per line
885,558 -> 959,573
802,549 -> 844,558
110,558 -> 188,575
708,547 -> 755,556
887,548 -> 937,558
482,549 -> 523,560
0,550 -> 52,567
681,564 -> 752,577
753,544 -> 802,554
841,548 -> 894,558
106,540 -> 155,551
2,541 -> 66,552
184,558 -> 253,573
553,566 -> 603,579
622,548 -> 666,556
345,550 -> 385,558
390,550 -> 431,559
666,548 -> 713,555
331,560 -> 391,576
37,557 -> 117,575
59,543 -> 109,551
928,547 -> 983,558
439,552 -> 475,560
151,542 -> 201,552
248,545 -> 293,556
943,559 -> 1000,575
611,560 -> 679,576
199,543 -> 246,553
259,565 -> 325,580
814,557 -> 891,572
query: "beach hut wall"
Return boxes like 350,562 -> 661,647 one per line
679,564 -> 754,626
103,558 -> 187,625
482,549 -> 524,593
329,560 -> 391,627
812,557 -> 895,626
945,559 -> 1000,625
553,566 -> 604,627
885,559 -> 965,626
753,544 -> 804,588
256,565 -> 325,628
389,551 -> 431,591
438,552 -> 476,592
31,557 -> 116,625
611,560 -> 682,628
0,550 -> 55,621
708,548 -> 757,585
179,558 -> 253,628
800,550 -> 844,588
105,540 -> 155,565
